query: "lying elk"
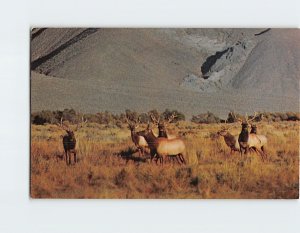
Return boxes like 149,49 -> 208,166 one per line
57,117 -> 86,165
126,116 -> 149,157
233,112 -> 268,161
149,112 -> 177,139
142,125 -> 186,165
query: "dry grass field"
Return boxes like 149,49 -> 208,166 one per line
30,121 -> 299,199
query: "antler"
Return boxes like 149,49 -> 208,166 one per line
246,112 -> 257,123
125,114 -> 140,129
125,115 -> 130,124
56,117 -> 70,131
231,111 -> 243,123
220,118 -> 235,131
76,115 -> 87,131
149,113 -> 160,125
134,116 -> 141,124
166,112 -> 177,123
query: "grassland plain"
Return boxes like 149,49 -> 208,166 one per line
30,121 -> 299,199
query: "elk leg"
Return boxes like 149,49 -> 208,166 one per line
150,150 -> 156,163
181,155 -> 186,165
245,147 -> 249,155
68,152 -> 71,165
65,150 -> 68,164
138,147 -> 142,157
261,146 -> 267,161
141,148 -> 144,157
179,154 -> 186,164
239,147 -> 243,158
74,151 -> 77,163
253,147 -> 264,161
179,154 -> 183,163
175,155 -> 182,165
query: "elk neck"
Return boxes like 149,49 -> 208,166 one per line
250,126 -> 257,134
143,130 -> 158,149
158,124 -> 167,138
130,129 -> 139,143
158,129 -> 168,138
239,125 -> 249,142
67,131 -> 76,142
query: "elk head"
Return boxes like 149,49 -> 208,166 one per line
57,116 -> 87,136
149,112 -> 177,138
217,120 -> 235,137
125,115 -> 141,132
232,112 -> 257,130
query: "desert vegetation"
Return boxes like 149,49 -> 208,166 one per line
30,110 -> 299,199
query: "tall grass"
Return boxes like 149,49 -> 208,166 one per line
31,121 -> 299,198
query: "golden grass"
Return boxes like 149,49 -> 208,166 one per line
30,121 -> 299,199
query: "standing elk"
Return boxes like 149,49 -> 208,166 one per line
233,112 -> 268,161
149,113 -> 185,164
57,117 -> 86,165
125,116 -> 149,157
141,124 -> 186,165
217,127 -> 240,154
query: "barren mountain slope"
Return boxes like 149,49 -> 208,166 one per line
230,29 -> 300,98
30,28 -> 300,118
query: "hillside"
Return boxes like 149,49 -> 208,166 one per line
30,28 -> 300,118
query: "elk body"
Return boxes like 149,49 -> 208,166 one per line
217,129 -> 240,154
142,128 -> 186,165
62,129 -> 77,165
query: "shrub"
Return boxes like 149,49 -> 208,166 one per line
191,111 -> 221,124
162,109 -> 185,122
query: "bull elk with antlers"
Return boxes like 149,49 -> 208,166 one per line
125,116 -> 149,157
233,112 -> 268,161
57,117 -> 86,165
217,126 -> 240,154
141,124 -> 186,165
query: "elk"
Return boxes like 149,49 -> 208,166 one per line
125,116 -> 149,157
149,112 -> 177,139
149,112 -> 184,164
217,127 -> 240,154
57,116 -> 86,165
141,125 -> 186,165
233,112 -> 268,161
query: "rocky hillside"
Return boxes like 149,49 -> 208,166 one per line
30,28 -> 300,118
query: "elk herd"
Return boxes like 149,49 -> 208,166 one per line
56,112 -> 268,165
217,113 -> 268,161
